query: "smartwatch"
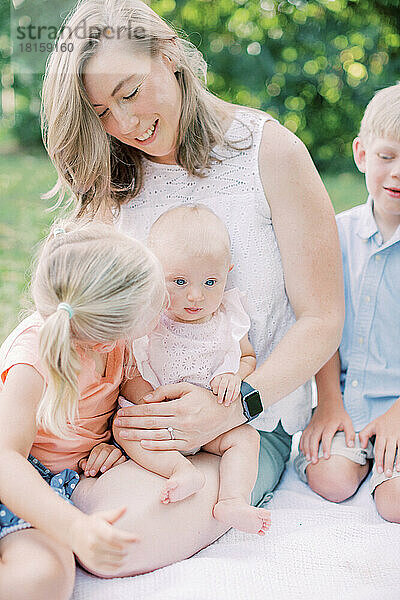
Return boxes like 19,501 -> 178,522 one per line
240,381 -> 263,422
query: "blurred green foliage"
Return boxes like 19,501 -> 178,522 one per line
1,0 -> 399,171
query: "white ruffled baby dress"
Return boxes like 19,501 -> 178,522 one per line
133,288 -> 250,389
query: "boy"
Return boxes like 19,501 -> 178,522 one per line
295,84 -> 400,522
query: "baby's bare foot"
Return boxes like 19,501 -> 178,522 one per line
213,498 -> 271,535
160,466 -> 205,504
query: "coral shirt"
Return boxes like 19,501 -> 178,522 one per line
0,313 -> 124,473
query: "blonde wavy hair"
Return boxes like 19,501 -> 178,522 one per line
359,83 -> 400,143
41,0 -> 250,218
32,220 -> 165,438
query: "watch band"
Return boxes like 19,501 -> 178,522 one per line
240,381 -> 263,422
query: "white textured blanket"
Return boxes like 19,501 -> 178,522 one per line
72,438 -> 400,600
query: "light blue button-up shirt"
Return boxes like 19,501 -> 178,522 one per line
337,197 -> 400,431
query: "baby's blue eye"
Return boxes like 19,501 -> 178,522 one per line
204,279 -> 216,287
174,278 -> 187,286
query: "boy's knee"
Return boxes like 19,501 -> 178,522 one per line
374,479 -> 400,523
306,457 -> 364,503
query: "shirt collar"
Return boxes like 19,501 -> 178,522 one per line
355,196 -> 379,241
356,196 -> 400,247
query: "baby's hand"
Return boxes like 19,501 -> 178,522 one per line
210,373 -> 241,407
71,506 -> 137,575
79,443 -> 127,477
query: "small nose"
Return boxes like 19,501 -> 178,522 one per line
113,105 -> 139,134
391,160 -> 400,178
187,285 -> 204,302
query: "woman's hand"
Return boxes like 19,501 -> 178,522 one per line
113,382 -> 246,453
78,443 -> 127,477
210,373 -> 241,406
70,506 -> 137,574
359,400 -> 400,477
299,400 -> 355,464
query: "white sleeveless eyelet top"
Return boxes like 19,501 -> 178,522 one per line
115,107 -> 312,434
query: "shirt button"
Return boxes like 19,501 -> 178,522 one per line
358,336 -> 364,345
351,379 -> 358,388
365,295 -> 371,303
375,255 -> 381,261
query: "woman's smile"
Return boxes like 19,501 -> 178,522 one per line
134,119 -> 159,144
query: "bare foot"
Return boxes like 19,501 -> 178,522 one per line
160,466 -> 205,504
213,498 -> 271,535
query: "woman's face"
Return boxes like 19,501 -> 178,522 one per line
83,40 -> 182,164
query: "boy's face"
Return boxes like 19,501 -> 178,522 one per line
353,136 -> 400,230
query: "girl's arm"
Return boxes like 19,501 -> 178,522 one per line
0,364 -> 136,573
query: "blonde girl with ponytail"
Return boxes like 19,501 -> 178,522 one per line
0,220 -> 165,598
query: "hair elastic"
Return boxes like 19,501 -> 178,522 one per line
57,302 -> 74,319
53,227 -> 66,237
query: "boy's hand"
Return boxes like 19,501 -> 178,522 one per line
299,401 -> 355,464
71,506 -> 137,574
359,401 -> 400,477
210,373 -> 241,406
79,443 -> 127,477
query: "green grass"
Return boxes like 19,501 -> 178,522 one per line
0,151 -> 62,341
0,151 -> 367,343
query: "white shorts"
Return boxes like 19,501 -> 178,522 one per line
294,431 -> 400,494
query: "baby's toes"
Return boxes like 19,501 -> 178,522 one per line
160,490 -> 171,504
257,509 -> 271,535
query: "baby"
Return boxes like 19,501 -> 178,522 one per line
114,204 -> 271,535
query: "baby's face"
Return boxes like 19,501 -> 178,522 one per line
160,249 -> 231,324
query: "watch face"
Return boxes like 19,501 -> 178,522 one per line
245,390 -> 262,417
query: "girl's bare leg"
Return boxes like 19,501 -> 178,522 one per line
71,452 -> 229,578
0,528 -> 75,600
203,425 -> 271,535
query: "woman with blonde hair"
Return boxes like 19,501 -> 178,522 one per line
40,0 -> 344,578
0,221 -> 165,598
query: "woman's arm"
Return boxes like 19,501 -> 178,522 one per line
244,120 -> 344,404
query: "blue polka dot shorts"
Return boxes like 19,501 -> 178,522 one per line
0,454 -> 80,540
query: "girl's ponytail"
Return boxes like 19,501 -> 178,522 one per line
37,306 -> 81,438
31,220 -> 165,439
